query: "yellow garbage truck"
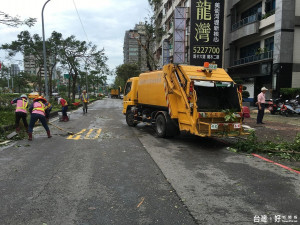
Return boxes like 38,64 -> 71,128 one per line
122,63 -> 247,138
110,86 -> 122,98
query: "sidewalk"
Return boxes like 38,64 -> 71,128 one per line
243,107 -> 300,142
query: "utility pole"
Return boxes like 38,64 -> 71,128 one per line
42,0 -> 51,100
86,66 -> 88,93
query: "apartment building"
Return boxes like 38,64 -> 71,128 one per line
10,64 -> 20,75
123,22 -> 148,72
153,0 -> 190,68
24,54 -> 57,79
23,54 -> 45,77
225,0 -> 300,99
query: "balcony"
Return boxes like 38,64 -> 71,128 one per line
232,13 -> 261,31
233,51 -> 273,66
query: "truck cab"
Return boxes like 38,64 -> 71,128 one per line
123,77 -> 139,114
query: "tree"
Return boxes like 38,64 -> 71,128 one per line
59,36 -> 109,102
88,70 -> 107,94
13,71 -> 31,93
47,31 -> 63,96
114,63 -> 141,88
133,0 -> 165,71
1,31 -> 45,94
1,31 -> 109,101
0,11 -> 36,27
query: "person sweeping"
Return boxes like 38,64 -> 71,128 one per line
28,96 -> 51,141
58,97 -> 69,121
11,94 -> 29,133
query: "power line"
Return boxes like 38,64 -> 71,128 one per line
72,0 -> 90,43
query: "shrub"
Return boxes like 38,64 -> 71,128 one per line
280,88 -> 300,99
0,94 -> 20,111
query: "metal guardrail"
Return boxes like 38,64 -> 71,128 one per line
233,51 -> 273,66
231,13 -> 260,31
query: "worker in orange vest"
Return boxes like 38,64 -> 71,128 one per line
28,96 -> 51,141
11,94 -> 29,133
58,97 -> 69,121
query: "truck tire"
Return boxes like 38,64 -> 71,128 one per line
155,114 -> 167,138
126,110 -> 137,127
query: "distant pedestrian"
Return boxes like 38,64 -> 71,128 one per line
80,90 -> 89,114
28,96 -> 51,140
257,87 -> 268,124
58,97 -> 69,121
11,94 -> 29,133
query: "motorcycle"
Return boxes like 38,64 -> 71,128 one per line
267,96 -> 284,115
280,95 -> 300,116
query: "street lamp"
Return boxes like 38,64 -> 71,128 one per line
42,0 -> 51,100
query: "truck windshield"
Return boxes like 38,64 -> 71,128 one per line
194,83 -> 241,112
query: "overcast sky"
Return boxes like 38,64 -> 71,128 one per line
0,0 -> 151,79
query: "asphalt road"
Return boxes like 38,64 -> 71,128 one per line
0,98 -> 299,225
0,99 -> 196,225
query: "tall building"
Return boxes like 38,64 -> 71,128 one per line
224,0 -> 300,99
123,22 -> 148,72
24,54 -> 56,79
10,64 -> 20,76
24,55 -> 44,76
152,0 -> 300,99
153,0 -> 191,68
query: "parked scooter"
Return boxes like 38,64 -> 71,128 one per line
280,95 -> 300,116
267,96 -> 284,115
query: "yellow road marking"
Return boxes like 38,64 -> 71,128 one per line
67,129 -> 86,140
85,129 -> 94,139
66,128 -> 102,140
92,129 -> 102,139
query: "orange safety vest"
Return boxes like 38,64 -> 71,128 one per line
33,101 -> 45,113
16,99 -> 28,110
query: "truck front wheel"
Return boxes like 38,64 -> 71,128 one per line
126,110 -> 137,127
155,114 -> 167,138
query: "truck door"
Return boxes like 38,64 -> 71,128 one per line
123,81 -> 132,102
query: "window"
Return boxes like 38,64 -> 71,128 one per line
265,0 -> 276,13
241,2 -> 262,20
240,42 -> 260,58
125,82 -> 132,96
265,36 -> 274,51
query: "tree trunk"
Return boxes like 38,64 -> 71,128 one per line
68,77 -> 71,99
37,69 -> 42,95
72,73 -> 77,103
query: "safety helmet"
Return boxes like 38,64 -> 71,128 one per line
20,94 -> 27,99
34,96 -> 47,102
